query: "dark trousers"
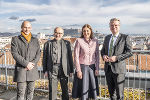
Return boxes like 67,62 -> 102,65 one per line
105,65 -> 125,100
17,81 -> 35,100
48,65 -> 69,100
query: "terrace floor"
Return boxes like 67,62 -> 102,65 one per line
0,91 -> 48,100
0,86 -> 48,100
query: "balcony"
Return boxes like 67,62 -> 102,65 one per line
0,49 -> 150,99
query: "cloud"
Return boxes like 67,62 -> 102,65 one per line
8,27 -> 15,30
4,0 -> 50,5
41,27 -> 52,30
61,24 -> 82,29
9,16 -> 19,20
134,21 -> 150,27
62,24 -> 82,27
19,18 -> 36,22
1,0 -> 150,34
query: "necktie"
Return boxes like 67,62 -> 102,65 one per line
109,36 -> 114,57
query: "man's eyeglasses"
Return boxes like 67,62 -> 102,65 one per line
55,32 -> 63,34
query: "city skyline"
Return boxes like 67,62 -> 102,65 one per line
0,0 -> 150,35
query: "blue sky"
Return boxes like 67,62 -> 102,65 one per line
0,0 -> 150,35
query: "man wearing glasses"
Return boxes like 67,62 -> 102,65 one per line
43,27 -> 73,100
101,18 -> 132,100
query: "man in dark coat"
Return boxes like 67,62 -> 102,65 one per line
101,18 -> 132,100
11,21 -> 41,100
43,27 -> 73,100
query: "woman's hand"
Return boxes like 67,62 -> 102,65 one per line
44,72 -> 48,77
95,70 -> 99,76
77,71 -> 82,79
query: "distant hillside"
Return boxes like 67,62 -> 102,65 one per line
0,32 -> 37,37
0,32 -> 19,37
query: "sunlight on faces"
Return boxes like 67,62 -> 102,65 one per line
83,27 -> 91,40
109,20 -> 120,35
21,21 -> 32,35
54,27 -> 64,40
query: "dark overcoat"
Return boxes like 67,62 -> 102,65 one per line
11,35 -> 41,82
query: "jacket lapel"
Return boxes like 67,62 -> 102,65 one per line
106,35 -> 111,55
112,33 -> 122,55
19,35 -> 28,46
51,39 -> 56,63
61,39 -> 67,75
114,33 -> 121,47
61,39 -> 67,59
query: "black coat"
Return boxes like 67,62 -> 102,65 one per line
42,39 -> 74,76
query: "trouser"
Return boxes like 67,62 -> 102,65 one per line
81,64 -> 97,100
17,81 -> 35,100
48,65 -> 69,100
105,65 -> 125,100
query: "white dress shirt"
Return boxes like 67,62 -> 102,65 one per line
108,32 -> 120,55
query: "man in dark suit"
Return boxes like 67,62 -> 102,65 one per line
101,18 -> 132,100
11,21 -> 41,100
43,27 -> 73,100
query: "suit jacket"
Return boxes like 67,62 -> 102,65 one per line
42,39 -> 74,77
101,33 -> 132,74
11,35 -> 41,82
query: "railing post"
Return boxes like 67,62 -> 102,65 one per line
4,50 -> 8,90
136,54 -> 139,71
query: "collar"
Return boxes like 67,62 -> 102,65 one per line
112,32 -> 119,38
53,38 -> 63,42
83,38 -> 92,43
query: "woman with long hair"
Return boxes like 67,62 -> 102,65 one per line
72,24 -> 99,100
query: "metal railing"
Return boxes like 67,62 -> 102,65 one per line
0,49 -> 150,99
98,50 -> 150,100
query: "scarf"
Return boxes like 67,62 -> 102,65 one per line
21,32 -> 32,43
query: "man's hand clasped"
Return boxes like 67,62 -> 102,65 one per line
103,55 -> 117,62
26,62 -> 35,70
